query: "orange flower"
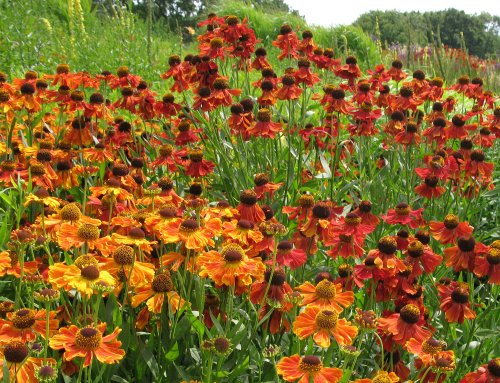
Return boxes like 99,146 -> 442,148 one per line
0,309 -> 58,342
56,221 -> 102,251
236,190 -> 266,223
131,271 -> 185,314
198,243 -> 265,288
160,217 -> 222,251
0,340 -> 56,383
300,202 -> 331,239
459,358 -> 500,383
473,241 -> 500,284
48,255 -> 116,297
429,214 -> 474,245
296,279 -> 354,312
100,245 -> 155,287
111,227 -> 157,254
253,173 -> 283,199
250,268 -> 292,306
247,109 -> 283,139
405,336 -> 447,364
438,281 -> 476,324
378,304 -> 432,345
444,235 -> 488,272
276,354 -> 343,383
222,219 -> 264,247
50,323 -> 125,367
293,306 -> 358,348
351,370 -> 399,383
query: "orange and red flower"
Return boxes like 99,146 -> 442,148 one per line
438,281 -> 476,324
276,354 -> 343,383
50,323 -> 125,367
378,304 -> 433,345
293,306 -> 358,348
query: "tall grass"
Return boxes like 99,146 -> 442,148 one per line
203,0 -> 382,70
0,0 -> 179,80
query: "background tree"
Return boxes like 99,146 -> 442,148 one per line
354,9 -> 500,58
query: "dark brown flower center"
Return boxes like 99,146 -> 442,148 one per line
4,341 -> 29,363
299,355 -> 322,373
451,287 -> 469,304
487,248 -> 500,265
152,273 -> 173,293
443,214 -> 459,229
399,304 -> 420,324
343,212 -> 360,225
265,269 -> 286,286
113,245 -> 135,265
487,359 -> 500,377
312,203 -> 330,219
213,337 -> 230,353
180,219 -> 200,232
223,245 -> 244,263
240,190 -> 258,205
81,265 -> 100,280
75,327 -> 102,350
407,240 -> 424,258
128,227 -> 145,239
395,203 -> 410,215
315,309 -> 338,330
378,236 -> 397,254
12,309 -> 36,329
457,236 -> 475,252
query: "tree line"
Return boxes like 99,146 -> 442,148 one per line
354,9 -> 500,59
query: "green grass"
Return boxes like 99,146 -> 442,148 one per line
0,0 -> 179,80
0,0 -> 381,82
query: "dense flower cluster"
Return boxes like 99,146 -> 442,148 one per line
0,14 -> 497,383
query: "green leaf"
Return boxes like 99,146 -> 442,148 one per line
229,355 -> 250,380
138,339 -> 159,379
165,341 -> 179,361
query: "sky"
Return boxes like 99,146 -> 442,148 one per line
284,0 -> 499,27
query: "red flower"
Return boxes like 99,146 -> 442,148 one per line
297,30 -> 316,58
251,47 -> 272,70
334,56 -> 362,89
276,74 -> 303,101
429,214 -> 473,245
444,235 -> 488,272
464,150 -> 494,182
378,304 -> 433,345
248,108 -> 283,139
387,59 -> 407,82
236,190 -> 266,224
414,176 -> 446,199
438,281 -> 476,324
405,240 -> 442,277
294,60 -> 321,87
382,203 -> 424,229
154,93 -> 182,118
459,358 -> 500,383
272,24 -> 299,61
275,240 -> 307,269
184,149 -> 215,177
473,241 -> 500,284
250,268 -> 293,306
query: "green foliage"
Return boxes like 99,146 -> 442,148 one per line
354,9 -> 500,59
0,0 -> 179,80
209,0 -> 381,69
